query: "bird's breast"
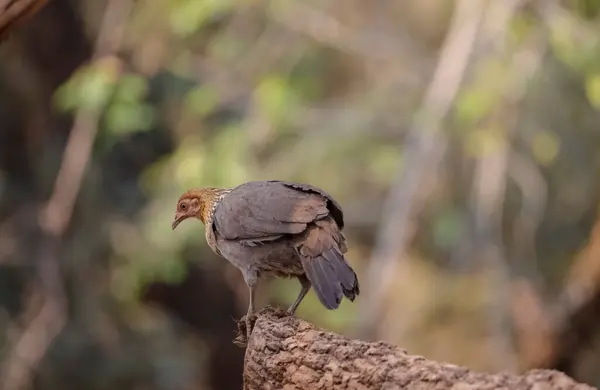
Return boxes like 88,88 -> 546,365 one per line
204,225 -> 222,257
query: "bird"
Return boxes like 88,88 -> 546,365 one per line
171,180 -> 360,341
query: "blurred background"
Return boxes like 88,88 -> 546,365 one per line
1,0 -> 600,389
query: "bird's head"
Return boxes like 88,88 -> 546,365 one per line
172,187 -> 228,230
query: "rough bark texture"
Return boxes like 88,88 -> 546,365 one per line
242,307 -> 596,390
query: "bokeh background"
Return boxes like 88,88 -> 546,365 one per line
2,0 -> 600,389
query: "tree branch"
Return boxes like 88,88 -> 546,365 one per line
242,307 -> 594,390
0,0 -> 49,41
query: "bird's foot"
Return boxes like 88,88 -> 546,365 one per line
245,315 -> 253,341
232,306 -> 289,347
233,313 -> 257,348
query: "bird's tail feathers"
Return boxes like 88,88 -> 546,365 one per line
300,246 -> 360,310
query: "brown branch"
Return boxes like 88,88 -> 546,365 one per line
0,0 -> 50,40
242,307 -> 595,390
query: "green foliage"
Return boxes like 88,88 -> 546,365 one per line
549,14 -> 600,74
254,75 -> 299,125
570,0 -> 600,19
455,86 -> 498,125
206,125 -> 255,184
167,127 -> 254,191
54,58 -> 121,113
455,59 -> 508,126
169,0 -> 234,38
184,85 -> 220,117
531,130 -> 560,166
545,5 -> 600,118
433,209 -> 463,250
287,48 -> 329,101
115,74 -> 149,103
54,64 -> 156,140
105,74 -> 156,136
508,13 -> 537,45
105,103 -> 155,135
585,73 -> 600,110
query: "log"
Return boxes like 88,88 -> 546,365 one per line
239,306 -> 596,390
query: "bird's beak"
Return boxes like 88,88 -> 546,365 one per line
172,214 -> 185,230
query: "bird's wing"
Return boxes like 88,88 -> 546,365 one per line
212,180 -> 344,242
273,181 -> 344,229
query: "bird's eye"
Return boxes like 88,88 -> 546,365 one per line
180,203 -> 187,210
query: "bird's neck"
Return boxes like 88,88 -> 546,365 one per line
199,187 -> 231,225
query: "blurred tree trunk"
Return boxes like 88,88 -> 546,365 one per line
243,307 -> 594,390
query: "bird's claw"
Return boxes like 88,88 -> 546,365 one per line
246,317 -> 252,340
232,306 -> 292,347
233,313 -> 257,348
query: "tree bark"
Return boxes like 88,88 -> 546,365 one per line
241,306 -> 596,390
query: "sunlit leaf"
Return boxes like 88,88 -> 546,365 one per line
531,130 -> 560,166
185,85 -> 219,116
455,87 -> 497,125
114,74 -> 149,103
169,0 -> 233,38
585,73 -> 600,110
173,137 -> 207,189
209,125 -> 254,186
53,58 -> 121,113
254,75 -> 298,125
105,102 -> 156,135
508,13 -> 536,45
79,59 -> 121,112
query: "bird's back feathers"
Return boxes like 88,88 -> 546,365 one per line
212,180 -> 340,242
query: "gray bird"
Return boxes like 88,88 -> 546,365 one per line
171,180 -> 360,341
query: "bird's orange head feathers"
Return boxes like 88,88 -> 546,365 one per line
171,187 -> 229,230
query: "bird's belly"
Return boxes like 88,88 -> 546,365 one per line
256,249 -> 304,278
216,237 -> 304,277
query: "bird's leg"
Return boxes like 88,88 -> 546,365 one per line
243,270 -> 259,341
287,274 -> 311,315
